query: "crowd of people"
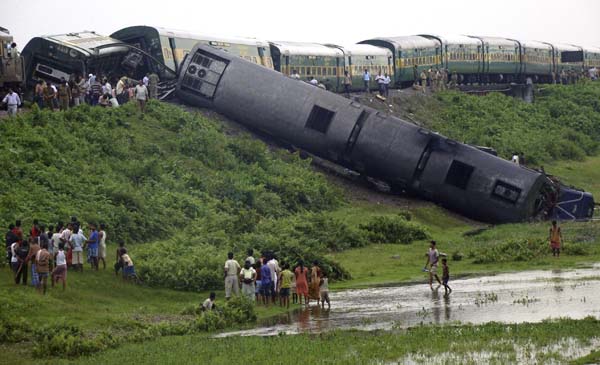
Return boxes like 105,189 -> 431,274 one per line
214,249 -> 330,310
1,72 -> 160,118
4,217 -> 137,294
30,72 -> 159,114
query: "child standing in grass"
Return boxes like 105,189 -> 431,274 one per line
320,271 -> 330,309
52,242 -> 67,290
442,258 -> 452,295
279,263 -> 293,309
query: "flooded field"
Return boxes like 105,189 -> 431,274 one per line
218,265 -> 600,337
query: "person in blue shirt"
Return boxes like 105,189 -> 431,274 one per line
85,223 -> 99,271
363,69 -> 371,93
259,260 -> 272,307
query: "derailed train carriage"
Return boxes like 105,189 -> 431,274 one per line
176,44 -> 595,223
21,32 -> 132,91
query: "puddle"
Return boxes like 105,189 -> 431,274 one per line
397,337 -> 600,365
217,266 -> 600,337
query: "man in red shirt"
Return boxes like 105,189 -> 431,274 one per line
12,220 -> 23,243
30,219 -> 41,239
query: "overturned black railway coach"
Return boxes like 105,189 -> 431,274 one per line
176,44 -> 593,223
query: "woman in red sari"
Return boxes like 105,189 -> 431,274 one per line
308,260 -> 322,304
294,260 -> 309,306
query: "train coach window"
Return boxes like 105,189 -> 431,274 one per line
445,160 -> 475,190
305,105 -> 335,134
492,180 -> 522,204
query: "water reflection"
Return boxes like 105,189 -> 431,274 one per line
217,267 -> 600,338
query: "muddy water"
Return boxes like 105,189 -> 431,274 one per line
217,265 -> 600,337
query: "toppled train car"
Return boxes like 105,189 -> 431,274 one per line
176,44 -> 594,223
22,32 -> 131,90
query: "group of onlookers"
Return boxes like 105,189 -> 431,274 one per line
220,249 -> 330,310
25,72 -> 159,115
5,217 -> 136,294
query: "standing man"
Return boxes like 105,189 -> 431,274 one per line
85,223 -> 99,270
245,248 -> 255,266
42,83 -> 56,110
143,73 -> 149,87
70,225 -> 86,272
363,69 -> 371,93
549,220 -> 563,257
57,79 -> 72,111
413,65 -> 419,87
450,71 -> 459,90
424,240 -> 441,290
343,70 -> 352,97
148,72 -> 160,99
383,73 -> 391,98
90,76 -> 102,106
420,70 -> 428,93
290,69 -> 300,80
267,254 -> 280,304
239,260 -> 257,301
224,252 -> 241,299
135,80 -> 149,115
2,89 -> 21,117
375,71 -> 385,96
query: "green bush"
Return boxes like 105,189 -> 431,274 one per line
562,242 -> 590,256
471,239 -> 548,264
359,215 -> 429,244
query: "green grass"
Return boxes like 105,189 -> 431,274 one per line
330,206 -> 600,289
571,349 -> 600,365
40,318 -> 600,365
547,154 -> 600,197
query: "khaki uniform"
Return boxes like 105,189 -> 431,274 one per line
420,71 -> 428,93
148,73 -> 160,99
57,84 -> 71,111
43,86 -> 56,110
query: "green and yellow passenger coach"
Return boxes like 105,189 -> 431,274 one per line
326,44 -> 392,92
520,41 -> 553,82
111,26 -> 273,79
553,43 -> 584,75
421,34 -> 482,83
359,36 -> 441,87
474,36 -> 520,83
584,47 -> 600,69
269,41 -> 342,91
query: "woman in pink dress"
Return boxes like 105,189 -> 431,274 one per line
294,260 -> 309,306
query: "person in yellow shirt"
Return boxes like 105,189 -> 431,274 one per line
549,220 -> 563,257
278,263 -> 294,309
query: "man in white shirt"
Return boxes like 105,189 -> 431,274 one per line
135,80 -> 148,115
102,78 -> 112,96
143,74 -> 149,86
363,69 -> 371,93
309,77 -> 318,86
383,73 -> 391,98
70,227 -> 87,271
223,252 -> 240,299
267,255 -> 280,302
290,70 -> 300,80
2,89 -> 20,116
